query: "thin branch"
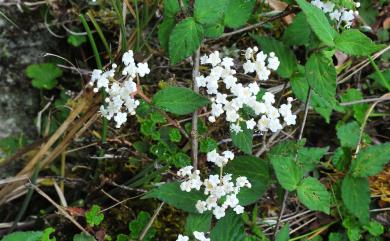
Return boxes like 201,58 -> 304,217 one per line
192,47 -> 201,169
138,202 -> 164,241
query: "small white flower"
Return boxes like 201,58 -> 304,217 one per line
207,51 -> 221,66
262,92 -> 275,104
230,123 -> 242,133
284,114 -> 297,126
196,200 -> 208,214
176,234 -> 189,241
122,50 -> 134,66
137,62 -> 150,77
246,118 -> 256,130
196,75 -> 207,87
221,57 -> 234,69
223,150 -> 234,160
322,1 -> 335,13
213,205 -> 226,219
193,231 -> 210,241
234,205 -> 244,214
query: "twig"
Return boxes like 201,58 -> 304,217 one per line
339,96 -> 390,106
138,202 -> 164,241
192,47 -> 201,169
31,184 -> 91,235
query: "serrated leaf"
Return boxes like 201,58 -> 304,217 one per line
341,175 -> 370,224
336,121 -> 360,148
305,52 -> 336,105
271,155 -> 303,191
252,35 -> 297,78
210,211 -> 245,241
223,0 -> 256,28
290,73 -> 334,122
282,12 -> 312,46
297,177 -> 330,214
142,182 -> 205,213
297,147 -> 328,173
169,18 -> 204,64
225,155 -> 270,205
350,143 -> 390,177
335,29 -> 385,56
184,213 -> 212,235
296,0 -> 336,46
194,0 -> 226,25
275,224 -> 289,241
152,87 -> 209,115
158,18 -> 175,51
231,124 -> 253,154
1,231 -> 43,241
26,63 -> 62,90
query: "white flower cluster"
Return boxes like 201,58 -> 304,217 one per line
89,50 -> 150,128
311,0 -> 360,28
195,48 -> 296,134
176,231 -> 210,241
177,150 -> 251,220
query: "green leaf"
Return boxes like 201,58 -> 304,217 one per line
340,88 -> 368,124
328,232 -> 346,241
335,29 -> 385,56
271,155 -> 303,191
73,233 -> 95,241
225,155 -> 270,205
67,35 -> 87,47
290,72 -> 334,122
296,0 -> 336,46
26,63 -> 62,90
204,23 -> 225,38
297,177 -> 330,214
336,121 -> 360,148
223,0 -> 256,28
297,147 -> 328,173
85,205 -> 104,227
210,211 -> 245,241
305,52 -> 336,105
163,0 -> 181,17
142,182 -> 205,213
350,143 -> 390,177
1,231 -> 43,241
275,224 -> 289,241
200,137 -> 218,153
42,227 -> 56,241
341,175 -> 370,224
363,220 -> 384,237
169,18 -> 204,64
129,211 -> 156,241
169,128 -> 181,142
158,18 -> 175,51
194,0 -> 226,25
116,234 -> 129,241
252,35 -> 297,78
282,12 -> 312,46
152,87 -> 209,115
332,147 -> 351,172
184,213 -> 212,235
231,124 -> 253,154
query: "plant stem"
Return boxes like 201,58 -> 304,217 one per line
368,55 -> 390,91
192,47 -> 201,169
